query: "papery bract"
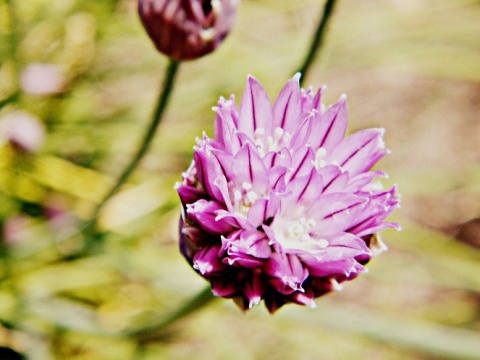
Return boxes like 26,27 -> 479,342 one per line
176,74 -> 400,312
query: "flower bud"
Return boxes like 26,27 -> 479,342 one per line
138,0 -> 239,61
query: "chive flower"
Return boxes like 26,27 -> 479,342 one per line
176,74 -> 400,312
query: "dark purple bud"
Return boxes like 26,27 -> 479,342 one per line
138,0 -> 239,61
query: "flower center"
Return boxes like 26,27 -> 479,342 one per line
233,182 -> 259,217
253,127 -> 292,157
287,217 -> 315,241
272,216 -> 328,252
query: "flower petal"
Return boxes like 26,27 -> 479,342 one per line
193,245 -> 226,276
283,168 -> 324,206
287,145 -> 316,182
222,229 -> 272,261
310,96 -> 348,151
289,115 -> 314,152
272,73 -> 301,133
194,146 -> 225,203
264,252 -> 308,294
213,95 -> 240,152
247,192 -> 280,228
232,142 -> 269,193
238,75 -> 273,137
328,128 -> 388,175
243,271 -> 265,309
186,199 -> 233,234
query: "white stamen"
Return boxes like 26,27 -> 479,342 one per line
316,147 -> 327,159
313,160 -> 326,169
292,223 -> 304,236
300,233 -> 311,242
307,219 -> 316,228
245,191 -> 258,205
234,190 -> 242,202
242,182 -> 252,191
317,239 -> 329,248
274,127 -> 284,140
266,136 -> 274,148
254,127 -> 265,138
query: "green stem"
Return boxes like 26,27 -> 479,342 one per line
76,60 -> 180,256
130,286 -> 215,345
297,0 -> 338,86
93,59 -> 180,219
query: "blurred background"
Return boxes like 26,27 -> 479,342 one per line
1,0 -> 480,359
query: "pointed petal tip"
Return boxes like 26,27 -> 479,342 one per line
248,297 -> 261,309
246,74 -> 259,85
390,183 -> 401,197
330,278 -> 343,292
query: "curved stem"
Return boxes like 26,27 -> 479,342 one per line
92,59 -> 180,219
297,0 -> 338,86
77,60 -> 180,256
130,286 -> 215,345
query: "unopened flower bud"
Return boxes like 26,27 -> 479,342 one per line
138,0 -> 239,61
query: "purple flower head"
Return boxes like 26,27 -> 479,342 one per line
176,74 -> 400,312
138,0 -> 239,61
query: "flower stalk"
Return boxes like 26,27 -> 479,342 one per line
297,0 -> 338,85
130,286 -> 215,344
82,59 -> 180,252
94,59 -> 180,215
